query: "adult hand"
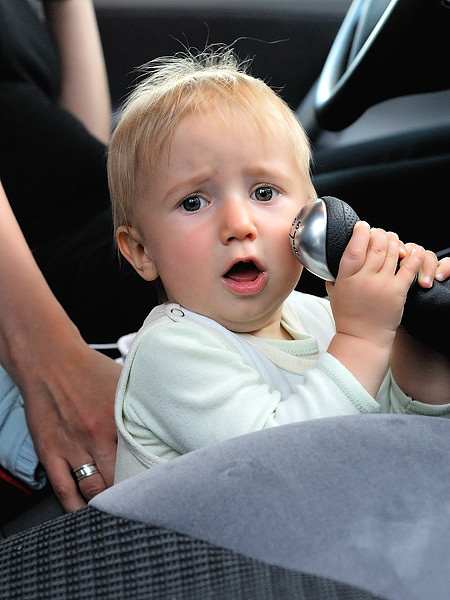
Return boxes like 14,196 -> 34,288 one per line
22,341 -> 121,512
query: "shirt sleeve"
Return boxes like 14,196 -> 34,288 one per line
377,370 -> 450,417
122,321 -> 380,456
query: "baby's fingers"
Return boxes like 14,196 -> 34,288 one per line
417,249 -> 439,288
435,256 -> 450,282
396,244 -> 425,287
337,220 -> 371,278
380,231 -> 403,275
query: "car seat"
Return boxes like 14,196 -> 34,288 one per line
1,413 -> 449,599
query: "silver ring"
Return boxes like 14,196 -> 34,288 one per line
73,462 -> 100,482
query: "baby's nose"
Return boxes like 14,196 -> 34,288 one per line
219,199 -> 258,244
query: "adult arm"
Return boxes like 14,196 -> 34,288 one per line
0,181 -> 120,512
43,0 -> 111,143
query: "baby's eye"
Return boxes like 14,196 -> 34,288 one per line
180,196 -> 208,212
252,186 -> 277,202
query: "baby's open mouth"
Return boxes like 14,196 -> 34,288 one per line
224,260 -> 261,282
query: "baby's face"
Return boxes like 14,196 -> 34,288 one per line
135,107 -> 309,337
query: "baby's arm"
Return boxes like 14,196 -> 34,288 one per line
325,222 -> 425,398
390,253 -> 450,405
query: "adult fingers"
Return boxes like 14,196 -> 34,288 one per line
71,458 -> 108,503
86,441 -> 116,488
45,457 -> 87,513
45,452 -> 110,513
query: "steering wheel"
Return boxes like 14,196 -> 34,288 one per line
315,0 -> 450,131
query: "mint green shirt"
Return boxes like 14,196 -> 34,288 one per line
115,292 -> 450,483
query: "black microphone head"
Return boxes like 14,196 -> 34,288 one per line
321,196 -> 360,279
290,196 -> 359,281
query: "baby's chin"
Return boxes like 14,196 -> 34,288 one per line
167,288 -> 288,338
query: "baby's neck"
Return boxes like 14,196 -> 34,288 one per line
250,323 -> 293,341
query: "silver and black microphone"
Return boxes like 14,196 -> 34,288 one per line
290,196 -> 449,355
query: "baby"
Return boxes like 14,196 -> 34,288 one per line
107,48 -> 450,482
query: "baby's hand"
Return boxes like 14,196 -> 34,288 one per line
326,221 -> 425,351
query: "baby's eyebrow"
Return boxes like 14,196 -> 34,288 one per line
243,165 -> 292,185
162,172 -> 212,203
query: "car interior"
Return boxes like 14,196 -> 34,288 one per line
1,0 -> 449,598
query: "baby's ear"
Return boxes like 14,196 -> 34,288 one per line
116,225 -> 159,281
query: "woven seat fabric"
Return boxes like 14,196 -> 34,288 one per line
0,505 -> 380,600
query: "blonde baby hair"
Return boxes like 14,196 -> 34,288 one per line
107,45 -> 316,232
